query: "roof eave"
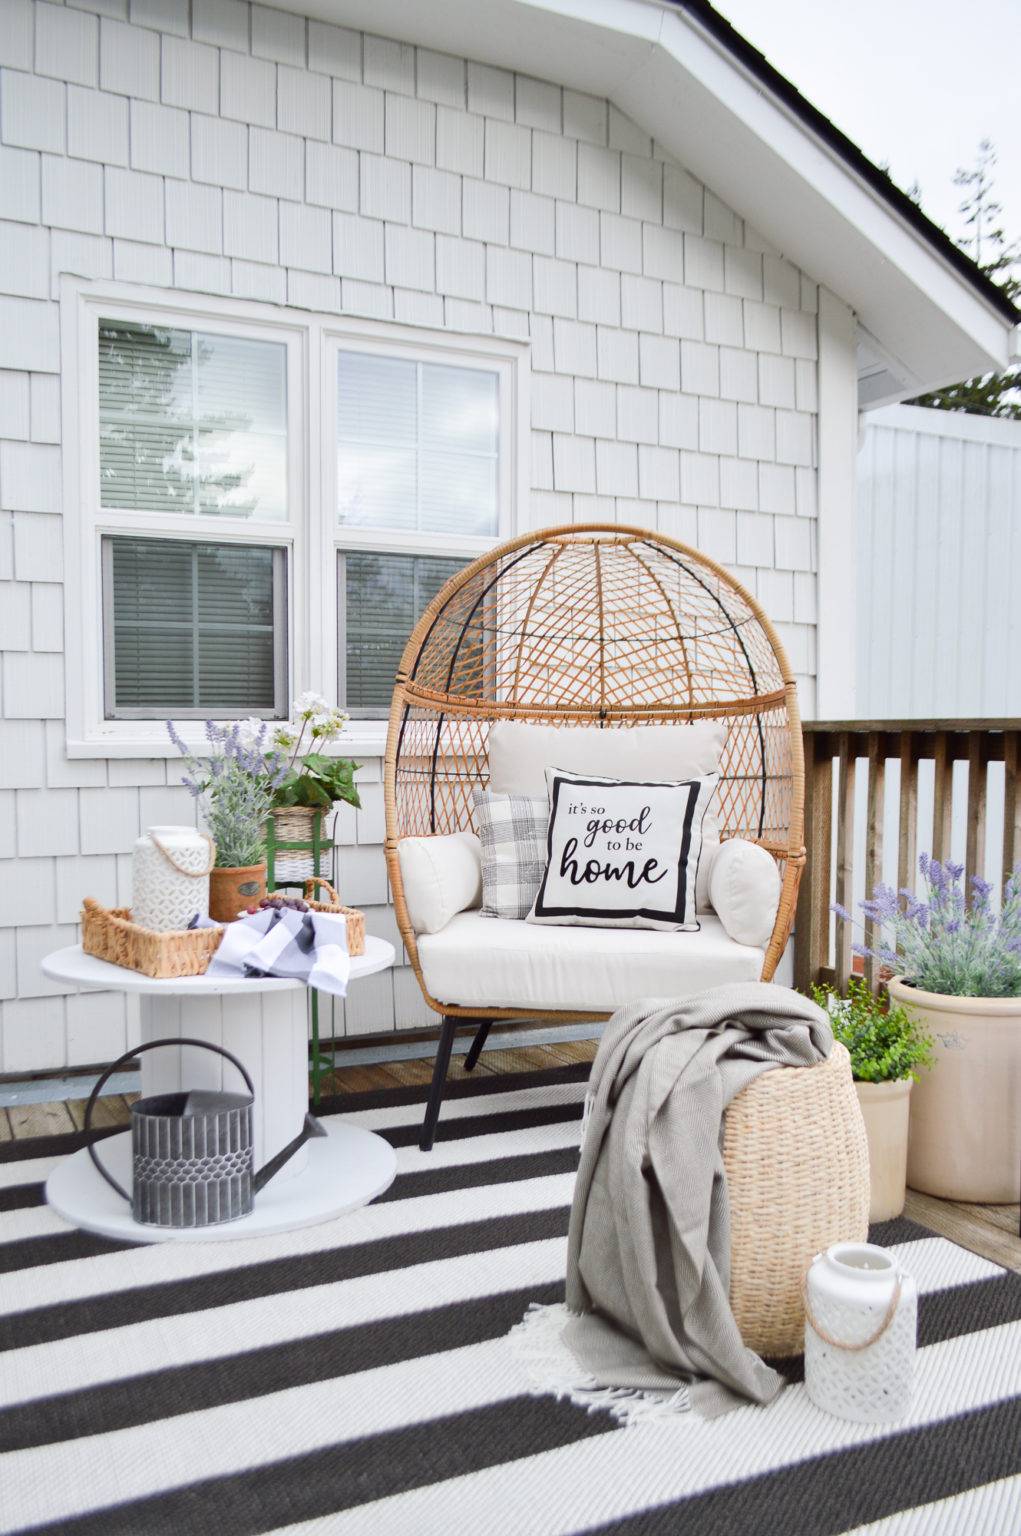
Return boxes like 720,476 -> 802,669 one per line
265,0 -> 1017,396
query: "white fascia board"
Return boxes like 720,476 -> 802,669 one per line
279,0 -> 1013,391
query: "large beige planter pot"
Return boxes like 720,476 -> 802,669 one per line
855,1079 -> 911,1222
887,975 -> 1021,1203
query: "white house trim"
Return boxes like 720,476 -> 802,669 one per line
815,287 -> 858,720
60,277 -> 529,759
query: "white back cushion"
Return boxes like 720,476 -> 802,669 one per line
487,719 -> 726,911
708,837 -> 781,949
487,719 -> 727,795
397,831 -> 482,935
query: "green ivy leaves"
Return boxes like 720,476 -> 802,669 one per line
272,754 -> 362,811
811,978 -> 934,1084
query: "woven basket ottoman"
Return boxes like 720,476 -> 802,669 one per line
723,1041 -> 870,1358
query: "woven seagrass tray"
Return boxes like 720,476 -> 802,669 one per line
302,878 -> 365,957
81,898 -> 223,979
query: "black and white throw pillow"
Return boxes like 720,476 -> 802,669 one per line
473,788 -> 549,920
527,768 -> 718,932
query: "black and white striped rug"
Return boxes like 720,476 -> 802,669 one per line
0,1065 -> 1019,1536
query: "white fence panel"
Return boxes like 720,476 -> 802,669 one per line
850,404 -> 1021,920
857,403 -> 1021,719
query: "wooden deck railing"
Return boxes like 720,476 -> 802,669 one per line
792,720 -> 1021,994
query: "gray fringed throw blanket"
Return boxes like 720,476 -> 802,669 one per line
511,982 -> 833,1423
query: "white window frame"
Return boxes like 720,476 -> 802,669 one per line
60,277 -> 529,758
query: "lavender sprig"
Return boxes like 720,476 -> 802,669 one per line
834,854 -> 1021,998
166,720 -> 287,868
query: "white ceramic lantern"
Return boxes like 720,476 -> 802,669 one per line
132,825 -> 215,932
804,1242 -> 917,1424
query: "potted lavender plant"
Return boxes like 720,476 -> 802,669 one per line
836,854 -> 1021,1203
168,722 -> 286,923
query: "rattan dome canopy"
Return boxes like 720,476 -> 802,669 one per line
384,524 -> 805,1010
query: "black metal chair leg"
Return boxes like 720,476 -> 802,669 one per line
463,1019 -> 492,1073
420,1015 -> 458,1152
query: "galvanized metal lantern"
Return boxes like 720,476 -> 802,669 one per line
85,1038 -> 321,1229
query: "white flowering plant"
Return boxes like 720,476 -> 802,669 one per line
240,694 -> 361,813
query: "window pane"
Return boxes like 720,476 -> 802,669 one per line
105,536 -> 283,717
420,363 -> 497,454
336,350 -> 499,536
98,320 -> 287,520
337,444 -> 417,530
419,451 -> 498,536
337,353 -> 416,445
342,551 -> 467,716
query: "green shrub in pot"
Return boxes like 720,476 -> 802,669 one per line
811,978 -> 931,1222
811,978 -> 932,1084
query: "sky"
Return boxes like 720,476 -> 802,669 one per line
713,0 -> 1020,261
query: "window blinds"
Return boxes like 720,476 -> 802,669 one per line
342,551 -> 468,714
105,537 -> 283,717
336,352 -> 499,537
98,321 -> 287,520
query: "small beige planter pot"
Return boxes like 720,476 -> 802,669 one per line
887,975 -> 1021,1203
855,1079 -> 911,1222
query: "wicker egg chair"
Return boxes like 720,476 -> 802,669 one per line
384,523 -> 805,1148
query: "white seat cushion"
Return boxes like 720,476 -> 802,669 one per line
417,911 -> 764,1013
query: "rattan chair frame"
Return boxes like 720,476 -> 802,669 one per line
384,523 -> 805,1027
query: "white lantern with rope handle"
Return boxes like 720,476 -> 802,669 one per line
132,825 -> 216,932
804,1241 -> 918,1424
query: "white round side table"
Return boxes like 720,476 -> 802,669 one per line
40,939 -> 397,1244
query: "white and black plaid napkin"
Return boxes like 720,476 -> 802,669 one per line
192,907 -> 351,997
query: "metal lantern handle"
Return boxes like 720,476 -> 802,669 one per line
84,1038 -> 256,1205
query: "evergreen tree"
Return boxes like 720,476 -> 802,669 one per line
909,139 -> 1020,418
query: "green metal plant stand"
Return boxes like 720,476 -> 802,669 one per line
265,810 -> 336,1107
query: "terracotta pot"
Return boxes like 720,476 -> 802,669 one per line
208,863 -> 267,924
855,1079 -> 912,1222
887,975 -> 1021,1203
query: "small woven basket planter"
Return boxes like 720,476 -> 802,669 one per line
81,898 -> 223,979
723,1042 -> 870,1358
302,877 -> 365,957
267,807 -> 335,886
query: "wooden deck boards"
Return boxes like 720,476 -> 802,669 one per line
903,1190 -> 1020,1274
8,1039 -> 1018,1273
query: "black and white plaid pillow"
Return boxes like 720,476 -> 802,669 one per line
473,788 -> 549,920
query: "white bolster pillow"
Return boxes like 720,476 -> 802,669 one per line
708,837 -> 781,949
397,831 -> 483,936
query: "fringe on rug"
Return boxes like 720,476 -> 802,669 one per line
507,1303 -> 691,1427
